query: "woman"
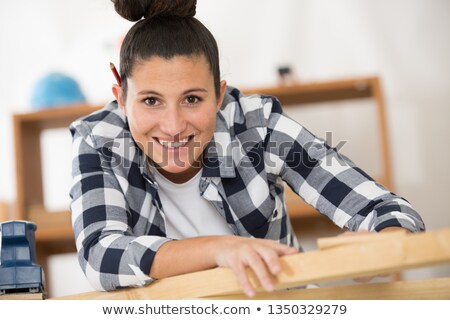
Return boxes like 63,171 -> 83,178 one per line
70,0 -> 424,297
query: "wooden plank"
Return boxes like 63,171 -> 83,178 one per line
54,227 -> 450,300
317,229 -> 407,250
205,277 -> 450,300
0,293 -> 45,300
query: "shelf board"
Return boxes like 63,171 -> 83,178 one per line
27,208 -> 73,242
13,104 -> 102,130
242,77 -> 377,106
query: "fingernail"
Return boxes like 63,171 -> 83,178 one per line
272,265 -> 281,274
246,289 -> 255,297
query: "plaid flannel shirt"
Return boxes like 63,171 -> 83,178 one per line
70,86 -> 425,291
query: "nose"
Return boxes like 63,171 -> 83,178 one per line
159,106 -> 187,137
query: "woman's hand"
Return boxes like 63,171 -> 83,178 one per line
149,235 -> 297,297
213,236 -> 298,297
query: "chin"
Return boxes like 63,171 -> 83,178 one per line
161,162 -> 199,174
162,166 -> 190,174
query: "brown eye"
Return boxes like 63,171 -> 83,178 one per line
185,95 -> 200,104
144,97 -> 158,106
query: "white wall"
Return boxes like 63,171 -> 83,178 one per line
0,0 -> 449,297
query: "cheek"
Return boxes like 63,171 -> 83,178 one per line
196,106 -> 218,131
194,114 -> 216,142
126,112 -> 156,153
128,124 -> 149,153
202,114 -> 216,129
128,110 -> 154,135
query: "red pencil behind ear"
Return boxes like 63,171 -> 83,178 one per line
110,62 -> 121,87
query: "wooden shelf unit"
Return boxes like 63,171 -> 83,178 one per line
12,76 -> 392,257
13,104 -> 101,255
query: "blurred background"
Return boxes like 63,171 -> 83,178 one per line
0,0 -> 449,298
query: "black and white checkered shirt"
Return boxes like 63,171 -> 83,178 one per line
70,86 -> 425,291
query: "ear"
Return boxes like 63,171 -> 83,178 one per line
216,80 -> 227,112
112,84 -> 126,114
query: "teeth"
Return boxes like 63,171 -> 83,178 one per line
158,137 -> 190,148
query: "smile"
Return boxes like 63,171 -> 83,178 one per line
155,135 -> 194,148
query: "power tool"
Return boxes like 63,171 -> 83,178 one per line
0,220 -> 45,297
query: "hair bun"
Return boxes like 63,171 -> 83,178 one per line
112,0 -> 197,22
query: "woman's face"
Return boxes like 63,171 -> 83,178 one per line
114,55 -> 226,183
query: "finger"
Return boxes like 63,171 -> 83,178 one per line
270,243 -> 298,256
258,239 -> 298,255
246,251 -> 275,292
231,262 -> 256,298
255,246 -> 283,275
255,243 -> 298,276
280,246 -> 299,255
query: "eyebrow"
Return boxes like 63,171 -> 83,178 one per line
137,88 -> 208,96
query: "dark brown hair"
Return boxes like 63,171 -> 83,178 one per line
112,0 -> 221,99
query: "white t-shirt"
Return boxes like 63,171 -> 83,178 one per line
153,168 -> 234,240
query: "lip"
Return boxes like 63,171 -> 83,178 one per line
154,134 -> 195,150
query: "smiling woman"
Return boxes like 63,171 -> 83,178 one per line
113,55 -> 226,183
69,0 -> 425,298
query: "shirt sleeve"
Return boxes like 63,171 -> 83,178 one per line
264,97 -> 425,233
70,122 -> 172,291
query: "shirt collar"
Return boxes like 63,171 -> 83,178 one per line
202,136 -> 236,179
201,111 -> 236,178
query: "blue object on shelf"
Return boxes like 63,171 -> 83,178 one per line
0,221 -> 45,296
30,72 -> 86,110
